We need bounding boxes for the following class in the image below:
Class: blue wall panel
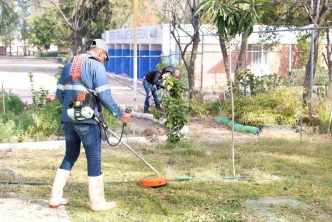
[150,50,161,71]
[122,49,131,77]
[138,50,149,79]
[114,49,122,74]
[108,48,115,73]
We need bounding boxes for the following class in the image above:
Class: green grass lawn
[0,135,331,221]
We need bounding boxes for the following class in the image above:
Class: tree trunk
[303,30,320,105]
[188,30,200,99]
[234,32,249,86]
[324,29,332,83]
[72,30,78,56]
[219,36,230,81]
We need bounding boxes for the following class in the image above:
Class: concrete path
[0,198,70,222]
[0,56,146,106]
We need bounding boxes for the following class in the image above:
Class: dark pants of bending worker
[143,79,160,113]
[59,122,102,177]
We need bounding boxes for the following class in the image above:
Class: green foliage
[288,69,329,87]
[0,92,25,115]
[40,52,58,57]
[153,76,188,143]
[198,0,272,41]
[0,0,19,44]
[0,90,62,142]
[205,99,224,115]
[26,8,57,50]
[28,72,49,107]
[316,98,331,133]
[220,88,304,126]
[190,94,209,118]
[18,101,62,141]
[0,118,16,142]
[235,70,287,95]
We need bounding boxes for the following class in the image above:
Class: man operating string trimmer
[49,39,130,211]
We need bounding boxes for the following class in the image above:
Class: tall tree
[0,0,19,55]
[163,0,204,99]
[198,0,270,82]
[197,0,271,176]
[233,0,272,80]
[323,29,332,82]
[50,0,104,55]
[26,7,58,51]
[300,0,331,109]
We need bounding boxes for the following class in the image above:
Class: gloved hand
[121,109,131,125]
[157,85,165,90]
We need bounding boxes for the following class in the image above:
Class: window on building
[251,44,270,76]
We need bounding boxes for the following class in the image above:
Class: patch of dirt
[128,116,257,142]
[128,117,166,137]
[187,117,256,142]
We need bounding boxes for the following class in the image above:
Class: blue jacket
[56,52,122,124]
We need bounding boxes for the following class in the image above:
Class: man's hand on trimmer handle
[121,108,131,125]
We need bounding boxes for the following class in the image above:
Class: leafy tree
[260,1,331,115]
[300,0,331,113]
[50,0,148,54]
[161,0,204,100]
[197,0,271,176]
[0,0,19,55]
[198,0,271,82]
[26,8,57,50]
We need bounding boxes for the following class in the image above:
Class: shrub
[316,98,331,133]
[18,100,62,141]
[220,88,304,126]
[0,119,17,142]
[190,94,209,118]
[205,99,224,115]
[235,70,286,95]
[0,93,25,115]
[153,75,188,143]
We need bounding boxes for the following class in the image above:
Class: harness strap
[70,54,90,81]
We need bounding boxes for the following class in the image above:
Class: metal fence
[105,26,331,96]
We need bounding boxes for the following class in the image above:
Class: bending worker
[49,39,130,211]
[143,66,173,113]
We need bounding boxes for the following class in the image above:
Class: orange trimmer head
[139,174,167,187]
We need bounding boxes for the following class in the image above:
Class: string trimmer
[97,110,167,188]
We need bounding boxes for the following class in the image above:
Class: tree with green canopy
[0,0,19,55]
[26,8,57,51]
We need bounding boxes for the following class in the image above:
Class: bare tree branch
[50,0,73,30]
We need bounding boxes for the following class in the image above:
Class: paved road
[0,56,146,106]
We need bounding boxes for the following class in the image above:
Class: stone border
[0,112,189,151]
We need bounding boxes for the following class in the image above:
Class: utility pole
[309,29,315,118]
[133,0,138,104]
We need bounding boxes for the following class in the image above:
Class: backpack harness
[65,54,126,146]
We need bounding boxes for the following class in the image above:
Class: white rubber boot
[49,168,70,208]
[89,174,116,211]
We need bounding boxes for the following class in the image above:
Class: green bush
[205,99,224,115]
[40,51,58,57]
[220,88,304,126]
[153,75,188,143]
[0,119,17,142]
[190,94,209,118]
[316,98,331,133]
[235,70,287,95]
[18,101,62,140]
[0,93,25,115]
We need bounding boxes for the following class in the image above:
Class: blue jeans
[60,122,102,177]
[143,79,160,113]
